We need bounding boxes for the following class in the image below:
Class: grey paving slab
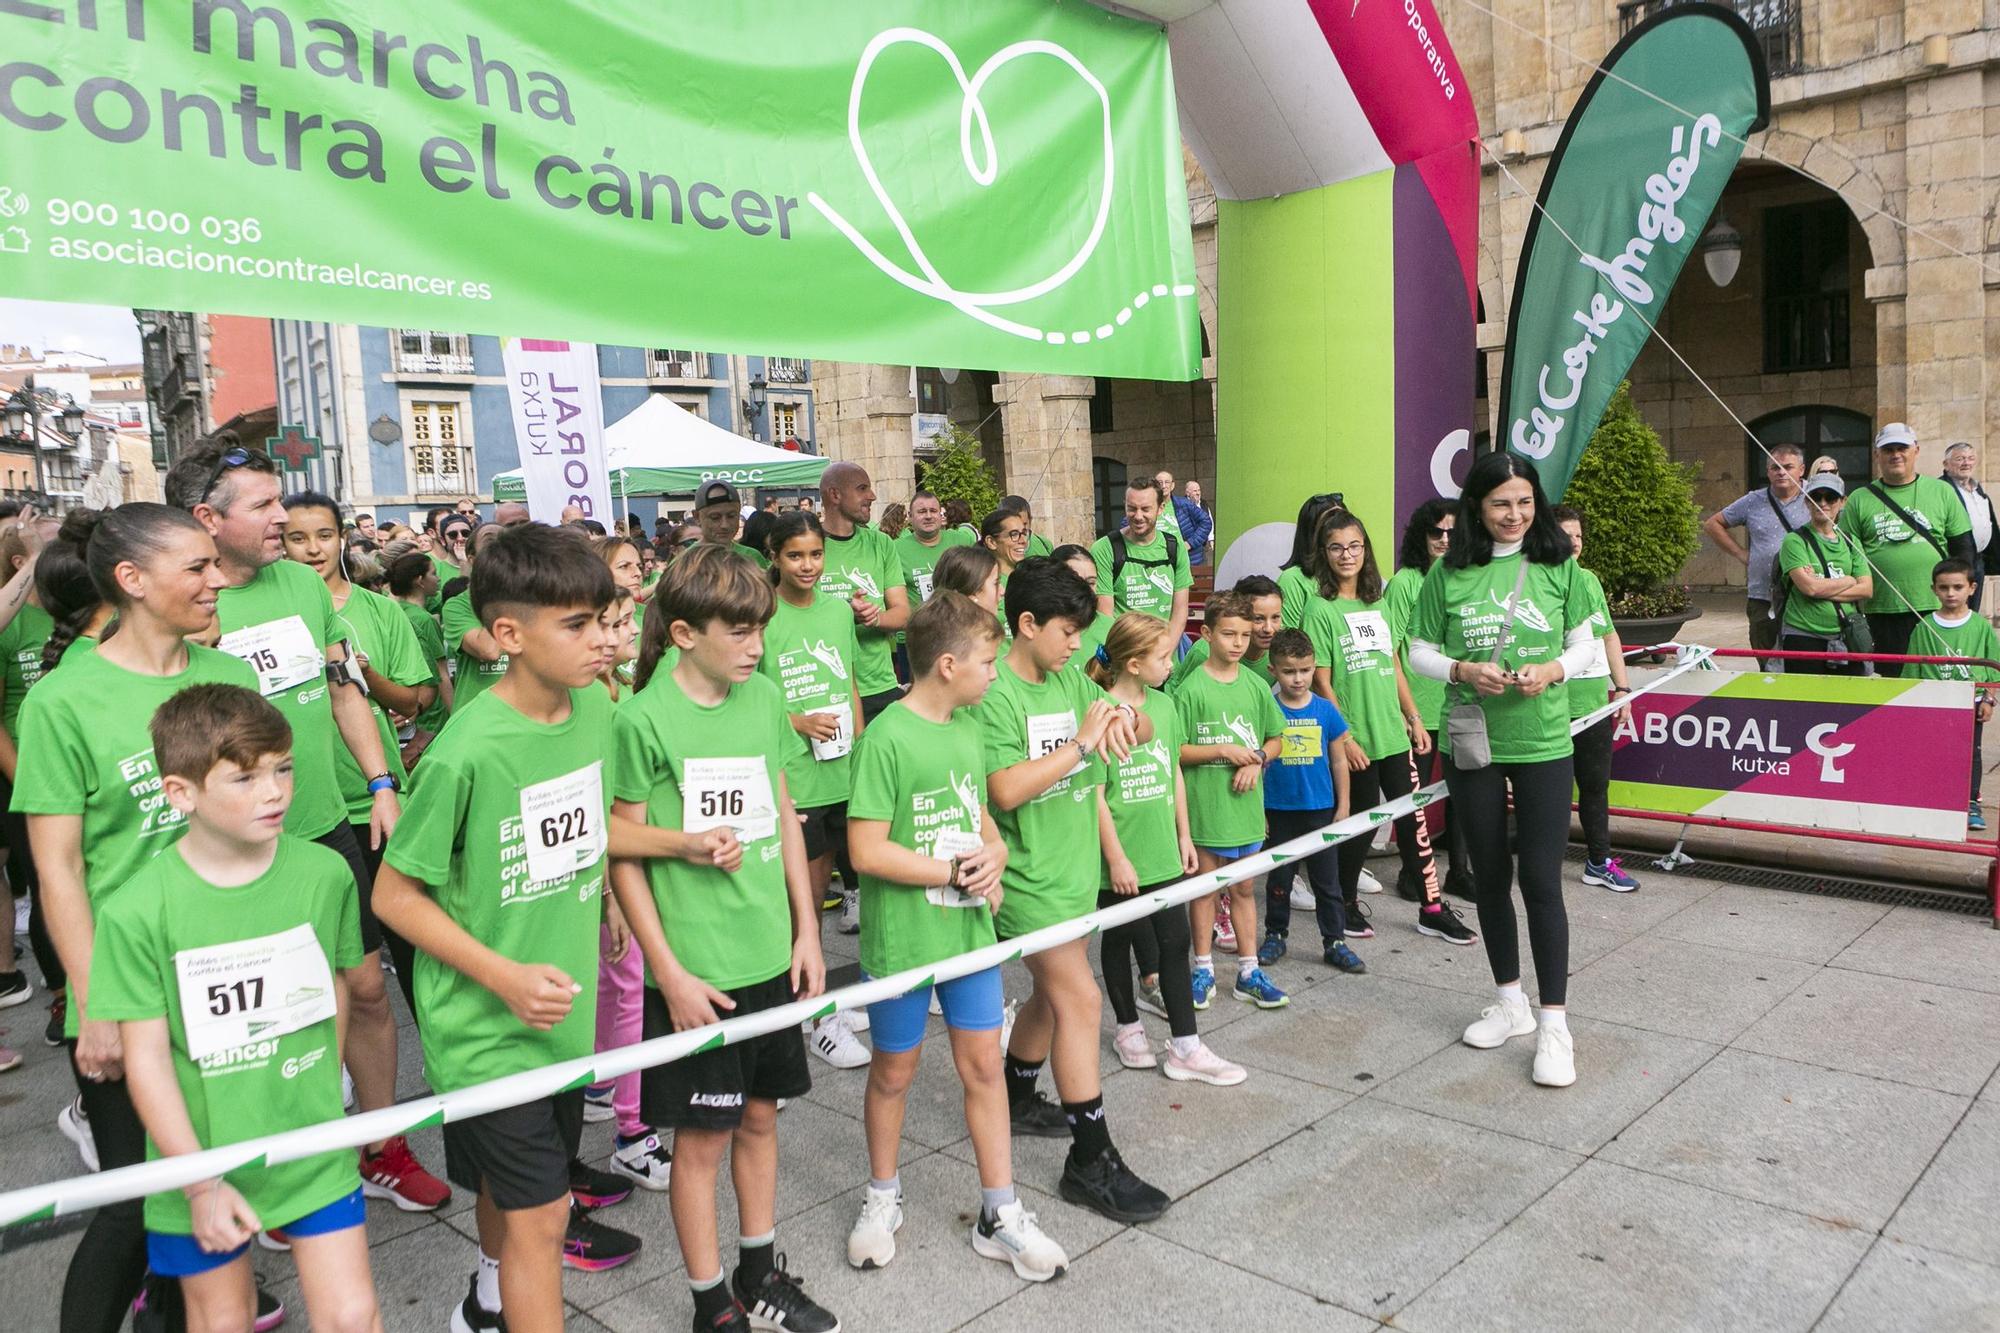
[1558,865,1723,935]
[1816,1238,2000,1333]
[1646,883,1889,964]
[1888,1100,2000,1265]
[961,1229,1382,1333]
[1211,973,1466,1092]
[1373,1015,1718,1154]
[1829,903,2000,997]
[1601,1048,1967,1229]
[1571,932,1817,1044]
[1734,966,2000,1095]
[1396,1159,1871,1333]
[1149,1097,1580,1319]
[1346,931,1505,997]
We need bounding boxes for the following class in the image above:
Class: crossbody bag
[1866,482,1949,559]
[1798,527,1874,657]
[1444,558,1530,771]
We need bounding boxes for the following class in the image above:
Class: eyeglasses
[1323,540,1367,557]
[197,446,254,505]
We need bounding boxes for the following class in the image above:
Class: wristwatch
[366,772,401,794]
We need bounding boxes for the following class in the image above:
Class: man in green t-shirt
[1839,423,1975,669]
[971,560,1169,1225]
[819,462,909,721]
[91,684,377,1331]
[893,488,976,682]
[1093,481,1192,628]
[692,479,771,568]
[1909,559,2000,831]
[377,524,640,1332]
[607,543,840,1333]
[165,441,447,1212]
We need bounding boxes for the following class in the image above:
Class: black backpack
[1109,530,1181,583]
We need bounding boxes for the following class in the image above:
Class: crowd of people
[0,438,1872,1333]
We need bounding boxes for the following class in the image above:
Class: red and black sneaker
[358,1135,450,1212]
[563,1202,641,1272]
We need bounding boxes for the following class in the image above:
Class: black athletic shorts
[798,802,848,864]
[441,1089,584,1211]
[860,688,902,724]
[641,973,811,1131]
[314,820,380,954]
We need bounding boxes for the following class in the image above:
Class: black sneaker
[0,969,31,1008]
[732,1253,840,1332]
[1342,899,1375,939]
[695,1303,750,1332]
[1415,900,1477,946]
[449,1275,506,1333]
[1009,1090,1070,1139]
[1444,868,1478,901]
[568,1155,633,1208]
[253,1278,285,1332]
[1059,1147,1171,1223]
[1395,867,1425,903]
[43,989,65,1046]
[563,1202,641,1271]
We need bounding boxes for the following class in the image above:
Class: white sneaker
[838,889,860,935]
[928,990,942,1016]
[809,1015,871,1068]
[1462,995,1536,1049]
[846,1187,903,1269]
[1113,1025,1156,1070]
[57,1096,98,1172]
[342,1065,356,1110]
[12,893,26,937]
[972,1199,1068,1282]
[845,1006,870,1033]
[255,1229,292,1252]
[1161,1041,1248,1086]
[1533,1022,1577,1087]
[998,999,1019,1052]
[609,1133,673,1190]
[1358,868,1385,895]
[1289,883,1317,912]
[581,1087,616,1123]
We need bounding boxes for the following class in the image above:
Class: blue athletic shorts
[865,966,1004,1054]
[147,1187,365,1278]
[1202,840,1263,861]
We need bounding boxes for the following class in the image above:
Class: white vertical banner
[501,338,613,523]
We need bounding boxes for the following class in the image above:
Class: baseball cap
[1873,422,1916,450]
[1803,473,1845,497]
[695,480,740,510]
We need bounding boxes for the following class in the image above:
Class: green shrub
[1562,382,1700,615]
[917,424,1002,520]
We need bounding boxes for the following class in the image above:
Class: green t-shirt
[441,589,508,714]
[1384,567,1444,731]
[846,701,996,976]
[1172,663,1284,848]
[214,560,347,838]
[1278,566,1317,630]
[1168,637,1271,692]
[1101,689,1184,889]
[1412,553,1594,765]
[693,539,770,571]
[971,660,1108,936]
[1092,531,1192,621]
[1909,612,2000,683]
[1837,476,1970,615]
[819,525,905,697]
[1304,595,1409,761]
[330,586,430,825]
[1777,527,1862,640]
[612,671,806,990]
[425,552,463,616]
[88,836,362,1234]
[1566,569,1614,721]
[398,598,452,734]
[894,528,976,645]
[0,601,54,737]
[383,685,613,1091]
[1075,609,1111,672]
[1026,531,1055,560]
[756,591,860,811]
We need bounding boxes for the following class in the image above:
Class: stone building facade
[1439,0,1999,587]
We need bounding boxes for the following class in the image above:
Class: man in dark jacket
[1943,441,2000,609]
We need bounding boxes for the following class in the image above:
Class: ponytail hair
[38,509,106,675]
[85,504,209,607]
[1084,611,1176,690]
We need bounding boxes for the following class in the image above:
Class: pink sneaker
[1214,894,1237,952]
[1162,1041,1247,1087]
[1113,1025,1156,1069]
[0,1043,20,1073]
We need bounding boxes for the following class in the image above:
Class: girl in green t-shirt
[1307,509,1470,948]
[935,542,1007,640]
[1407,453,1601,1093]
[1277,492,1345,630]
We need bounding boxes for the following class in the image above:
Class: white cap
[1873,422,1916,450]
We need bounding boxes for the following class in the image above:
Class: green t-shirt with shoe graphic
[756,591,861,811]
[1304,595,1409,761]
[215,559,346,838]
[1092,530,1193,621]
[1171,663,1284,849]
[819,526,906,697]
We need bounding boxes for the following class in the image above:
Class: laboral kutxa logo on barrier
[1608,669,1976,843]
[0,0,1200,380]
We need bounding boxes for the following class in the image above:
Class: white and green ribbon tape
[0,647,1713,1229]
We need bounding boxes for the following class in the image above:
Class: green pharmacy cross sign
[266,425,322,472]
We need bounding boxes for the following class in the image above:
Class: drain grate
[1570,846,1991,916]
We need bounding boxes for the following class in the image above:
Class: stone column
[812,362,917,499]
[995,372,1097,547]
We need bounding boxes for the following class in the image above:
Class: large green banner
[0,0,1200,379]
[1499,4,1767,497]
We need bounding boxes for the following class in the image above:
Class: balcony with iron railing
[646,349,707,380]
[410,446,475,498]
[393,330,475,377]
[766,357,810,384]
[1617,0,1803,75]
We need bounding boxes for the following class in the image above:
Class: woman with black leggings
[1409,453,1601,1089]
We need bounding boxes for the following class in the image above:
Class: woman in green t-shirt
[1277,492,1345,631]
[1306,509,1471,948]
[1408,453,1600,1092]
[1777,474,1873,676]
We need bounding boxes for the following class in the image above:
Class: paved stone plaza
[5,857,2000,1331]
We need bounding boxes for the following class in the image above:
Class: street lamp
[1699,215,1742,288]
[1,375,87,502]
[740,374,768,430]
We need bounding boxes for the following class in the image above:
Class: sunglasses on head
[197,446,255,504]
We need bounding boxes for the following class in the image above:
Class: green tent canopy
[493,394,829,500]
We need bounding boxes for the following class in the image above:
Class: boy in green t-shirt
[972,557,1171,1224]
[1172,592,1285,1011]
[843,592,1070,1281]
[375,524,637,1333]
[1170,574,1282,690]
[607,545,839,1333]
[1910,559,2000,831]
[90,684,379,1333]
